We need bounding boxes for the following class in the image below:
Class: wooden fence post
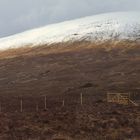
[80,93,83,105]
[62,100,65,107]
[44,96,47,110]
[129,92,131,104]
[117,93,120,104]
[20,99,23,113]
[36,103,39,112]
[0,102,1,112]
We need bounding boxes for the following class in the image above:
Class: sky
[0,0,140,38]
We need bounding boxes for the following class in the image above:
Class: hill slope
[0,12,140,50]
[0,12,139,140]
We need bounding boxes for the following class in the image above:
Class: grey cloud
[0,0,140,37]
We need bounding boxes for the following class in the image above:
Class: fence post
[20,99,23,113]
[107,93,110,102]
[128,92,131,104]
[117,93,120,104]
[44,96,47,110]
[62,100,65,107]
[36,103,39,112]
[80,93,83,105]
[0,102,1,112]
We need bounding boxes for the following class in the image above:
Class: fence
[0,93,95,113]
[107,92,139,106]
[0,92,139,113]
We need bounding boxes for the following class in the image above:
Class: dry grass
[0,40,139,59]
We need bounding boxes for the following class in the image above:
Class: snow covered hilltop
[0,11,140,50]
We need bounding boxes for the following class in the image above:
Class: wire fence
[0,92,139,113]
[0,93,104,113]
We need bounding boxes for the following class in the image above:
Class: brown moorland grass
[0,40,139,59]
[0,40,139,139]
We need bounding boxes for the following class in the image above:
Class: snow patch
[0,11,140,50]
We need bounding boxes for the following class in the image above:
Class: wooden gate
[107,93,139,106]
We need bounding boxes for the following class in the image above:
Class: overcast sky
[0,0,140,38]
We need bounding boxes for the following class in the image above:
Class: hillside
[0,41,139,97]
[0,41,139,139]
[0,12,139,140]
[0,12,140,50]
